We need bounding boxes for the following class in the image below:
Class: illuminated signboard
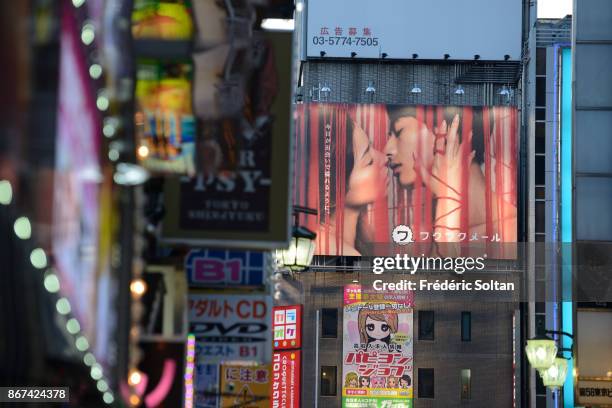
[272,305,302,350]
[271,350,301,408]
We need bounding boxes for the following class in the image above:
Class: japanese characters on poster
[273,305,302,350]
[189,294,272,364]
[294,103,518,258]
[271,350,301,408]
[342,286,413,408]
[219,365,271,408]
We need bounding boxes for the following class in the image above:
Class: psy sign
[273,305,302,350]
[185,249,267,287]
[189,293,272,364]
[271,351,301,408]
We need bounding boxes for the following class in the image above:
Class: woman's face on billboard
[346,123,388,206]
[385,116,435,187]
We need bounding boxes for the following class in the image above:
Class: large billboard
[342,286,413,408]
[305,0,521,60]
[294,103,517,258]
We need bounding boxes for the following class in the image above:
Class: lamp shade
[525,336,557,370]
[275,226,316,271]
[540,357,568,389]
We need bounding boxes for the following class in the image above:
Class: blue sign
[185,249,266,287]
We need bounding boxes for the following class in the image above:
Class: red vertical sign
[272,305,302,350]
[271,350,301,408]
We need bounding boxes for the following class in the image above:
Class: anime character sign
[342,287,413,408]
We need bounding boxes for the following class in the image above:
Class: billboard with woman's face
[294,104,518,258]
[342,286,413,407]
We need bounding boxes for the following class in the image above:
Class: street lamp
[525,330,574,390]
[275,206,317,272]
[525,334,558,370]
[540,357,569,389]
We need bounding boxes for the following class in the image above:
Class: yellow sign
[220,364,271,408]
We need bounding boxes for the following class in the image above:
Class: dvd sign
[189,294,272,364]
[185,249,267,287]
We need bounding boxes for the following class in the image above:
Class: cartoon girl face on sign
[344,372,359,388]
[371,376,386,388]
[358,308,399,350]
[386,376,399,388]
[359,376,370,388]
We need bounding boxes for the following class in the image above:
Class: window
[418,368,434,398]
[321,308,338,338]
[461,312,471,342]
[320,366,337,396]
[535,77,546,106]
[418,311,434,340]
[461,369,471,399]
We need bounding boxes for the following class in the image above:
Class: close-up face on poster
[342,285,414,408]
[294,103,518,258]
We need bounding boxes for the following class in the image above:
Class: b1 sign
[189,293,272,364]
[305,0,521,61]
[185,249,267,287]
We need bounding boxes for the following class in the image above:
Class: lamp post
[525,334,558,370]
[275,206,317,272]
[525,330,574,390]
[540,357,569,389]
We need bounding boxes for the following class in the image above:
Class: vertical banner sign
[185,249,267,287]
[195,363,220,408]
[219,365,271,408]
[272,305,302,350]
[189,293,272,364]
[342,286,414,408]
[271,350,301,408]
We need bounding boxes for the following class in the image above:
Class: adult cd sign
[189,293,272,364]
[305,0,521,60]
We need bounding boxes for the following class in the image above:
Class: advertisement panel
[161,32,293,250]
[189,293,272,364]
[306,0,521,60]
[342,286,413,408]
[272,305,302,350]
[186,249,268,288]
[219,364,271,408]
[295,103,518,258]
[577,380,612,406]
[271,350,301,408]
[53,2,105,359]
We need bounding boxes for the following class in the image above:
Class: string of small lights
[0,179,116,405]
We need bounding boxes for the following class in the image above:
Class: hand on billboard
[413,114,475,201]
